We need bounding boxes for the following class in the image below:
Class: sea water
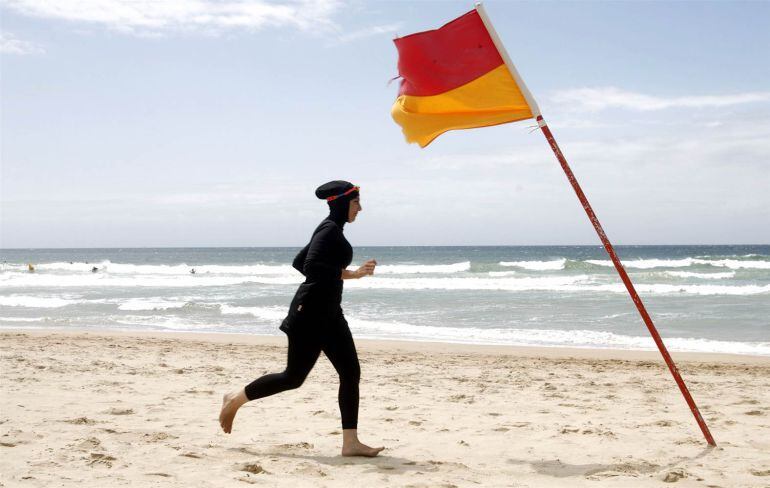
[1,245,768,355]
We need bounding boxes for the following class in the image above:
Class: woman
[219,181,384,457]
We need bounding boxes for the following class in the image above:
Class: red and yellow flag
[391,8,537,147]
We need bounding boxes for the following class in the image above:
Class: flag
[391,8,536,147]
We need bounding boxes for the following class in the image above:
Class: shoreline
[3,326,769,364]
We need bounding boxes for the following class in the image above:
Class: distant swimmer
[28,263,35,272]
[190,268,196,274]
[91,266,99,273]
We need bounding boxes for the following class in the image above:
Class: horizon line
[2,243,769,251]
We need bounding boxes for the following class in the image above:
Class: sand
[1,329,769,487]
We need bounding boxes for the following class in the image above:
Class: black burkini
[244,182,360,430]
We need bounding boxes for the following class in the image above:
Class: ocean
[1,245,768,356]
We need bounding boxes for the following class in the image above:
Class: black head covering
[315,180,359,228]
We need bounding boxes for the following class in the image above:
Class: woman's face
[348,197,362,223]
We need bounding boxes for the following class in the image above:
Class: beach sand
[1,329,769,487]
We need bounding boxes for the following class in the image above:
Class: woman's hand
[342,259,377,279]
[357,259,377,278]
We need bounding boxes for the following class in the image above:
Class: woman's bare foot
[341,429,385,457]
[219,388,248,434]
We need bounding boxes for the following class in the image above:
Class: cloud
[403,116,770,175]
[550,87,770,112]
[0,32,44,54]
[2,0,342,36]
[331,21,402,45]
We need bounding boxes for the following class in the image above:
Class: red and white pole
[536,115,716,447]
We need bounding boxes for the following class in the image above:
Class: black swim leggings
[244,322,360,430]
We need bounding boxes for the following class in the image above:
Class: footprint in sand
[104,408,134,415]
[87,452,117,468]
[662,468,688,483]
[744,410,763,416]
[239,463,267,474]
[276,442,313,450]
[751,469,770,476]
[63,417,98,425]
[447,394,475,404]
[293,463,328,477]
[585,461,660,480]
[74,437,102,451]
[143,432,178,442]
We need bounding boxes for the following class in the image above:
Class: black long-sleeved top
[290,218,353,315]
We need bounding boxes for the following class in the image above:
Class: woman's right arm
[302,223,343,281]
[292,244,309,275]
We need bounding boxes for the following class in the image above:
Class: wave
[23,260,297,276]
[585,258,695,269]
[664,271,736,280]
[0,273,302,288]
[0,295,79,308]
[0,316,47,322]
[586,257,770,270]
[345,319,770,356]
[118,298,190,311]
[4,270,767,295]
[375,262,470,274]
[219,304,287,320]
[113,315,210,330]
[347,277,769,295]
[499,259,566,270]
[693,259,770,270]
[17,260,473,276]
[347,275,592,292]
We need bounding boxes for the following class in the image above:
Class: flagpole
[475,2,716,447]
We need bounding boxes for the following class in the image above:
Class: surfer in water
[219,181,384,457]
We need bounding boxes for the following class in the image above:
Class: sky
[1,0,769,248]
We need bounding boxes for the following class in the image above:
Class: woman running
[219,181,384,457]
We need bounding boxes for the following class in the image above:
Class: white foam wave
[664,271,735,280]
[0,316,47,322]
[0,295,78,308]
[586,257,770,270]
[22,260,298,276]
[0,273,302,288]
[219,304,287,320]
[587,283,769,296]
[3,270,767,295]
[693,258,770,270]
[347,275,591,291]
[374,262,470,274]
[499,259,566,270]
[345,318,770,355]
[347,277,769,295]
[489,271,517,277]
[118,298,189,311]
[114,315,207,330]
[585,258,696,269]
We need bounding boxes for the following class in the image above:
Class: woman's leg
[244,333,321,400]
[323,321,384,457]
[219,332,321,433]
